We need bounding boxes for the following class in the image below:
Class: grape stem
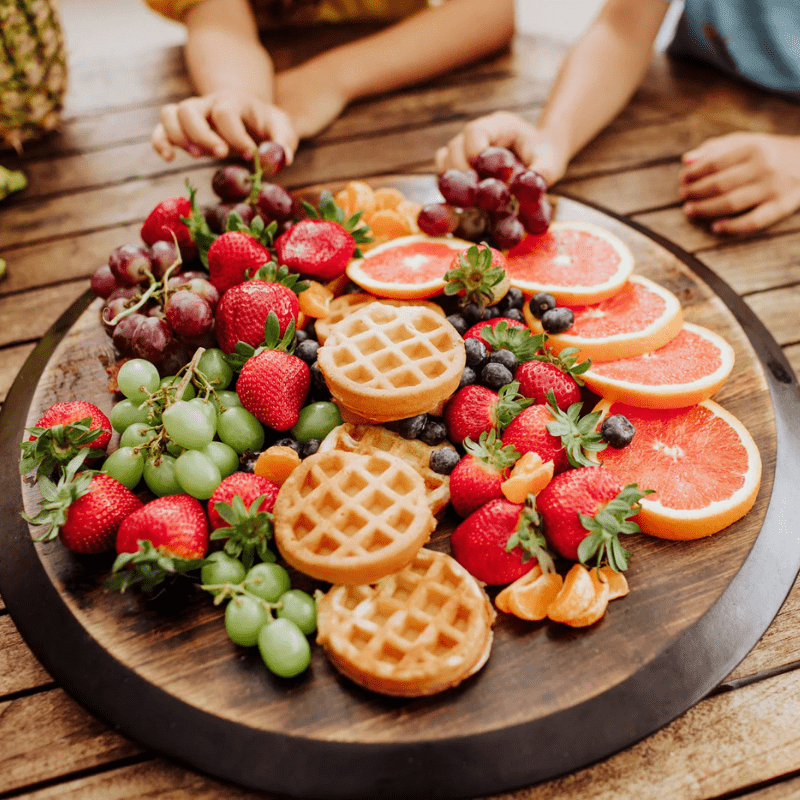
[201,577,283,618]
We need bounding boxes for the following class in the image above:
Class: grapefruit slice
[582,322,735,408]
[523,274,684,363]
[593,398,762,540]
[346,234,473,299]
[506,221,635,305]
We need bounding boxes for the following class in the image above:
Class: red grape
[471,146,521,182]
[150,239,181,279]
[131,317,173,363]
[510,170,547,205]
[91,264,123,298]
[211,165,252,202]
[417,203,459,236]
[474,178,511,213]
[455,206,489,240]
[108,244,152,285]
[168,275,220,310]
[518,196,553,235]
[166,290,214,337]
[102,297,132,333]
[257,183,294,221]
[437,169,479,207]
[112,312,147,354]
[257,141,287,177]
[491,215,526,250]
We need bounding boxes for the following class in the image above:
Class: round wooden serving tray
[2,179,800,800]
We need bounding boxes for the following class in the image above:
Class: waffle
[315,293,445,344]
[273,449,435,585]
[319,423,455,515]
[316,302,465,422]
[316,548,496,697]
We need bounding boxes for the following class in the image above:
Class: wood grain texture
[0,615,51,695]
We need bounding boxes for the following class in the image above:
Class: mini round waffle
[273,449,435,585]
[316,302,465,422]
[319,423,455,515]
[316,548,496,697]
[315,294,445,344]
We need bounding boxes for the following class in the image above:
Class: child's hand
[152,90,298,163]
[435,111,568,185]
[274,65,349,140]
[680,133,800,234]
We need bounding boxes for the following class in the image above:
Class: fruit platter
[1,152,800,800]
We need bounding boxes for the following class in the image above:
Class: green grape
[201,441,239,478]
[175,449,222,500]
[211,390,242,415]
[189,396,218,427]
[245,562,291,603]
[258,618,311,677]
[162,400,216,450]
[101,446,144,490]
[201,552,247,593]
[197,348,234,390]
[160,374,196,401]
[110,399,150,433]
[277,589,317,635]
[165,440,185,458]
[225,594,271,647]
[143,453,182,496]
[120,422,155,449]
[291,402,342,444]
[117,358,160,403]
[217,406,265,455]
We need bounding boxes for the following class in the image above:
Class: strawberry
[536,466,651,570]
[444,381,532,445]
[449,429,519,518]
[215,278,299,354]
[232,313,310,431]
[109,494,210,592]
[207,231,272,295]
[443,243,509,311]
[275,189,371,280]
[514,360,581,409]
[501,403,570,474]
[463,317,527,350]
[450,496,554,585]
[21,453,143,554]
[208,472,280,568]
[140,196,194,252]
[21,400,112,478]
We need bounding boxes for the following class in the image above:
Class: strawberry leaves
[545,390,607,468]
[301,190,372,253]
[210,494,276,570]
[576,484,654,572]
[107,540,211,593]
[482,320,543,363]
[493,380,534,429]
[463,427,520,470]
[506,495,556,574]
[444,243,506,310]
[20,417,107,479]
[224,311,296,371]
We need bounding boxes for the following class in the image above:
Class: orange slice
[599,566,629,600]
[254,445,302,486]
[546,563,596,623]
[368,208,415,239]
[373,187,406,211]
[593,397,762,540]
[582,322,735,408]
[346,234,473,300]
[564,568,610,627]
[506,221,634,305]
[495,564,543,613]
[297,280,334,319]
[498,568,565,621]
[501,452,555,503]
[523,274,683,363]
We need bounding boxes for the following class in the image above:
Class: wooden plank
[0,615,52,696]
[0,282,88,349]
[0,343,36,403]
[746,287,800,348]
[785,343,800,378]
[0,689,143,795]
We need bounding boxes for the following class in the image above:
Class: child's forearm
[536,0,668,163]
[184,0,275,101]
[305,0,515,104]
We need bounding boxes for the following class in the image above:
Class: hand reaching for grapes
[435,111,570,187]
[680,133,800,234]
[152,90,298,164]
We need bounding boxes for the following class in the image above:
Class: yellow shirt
[146,0,430,24]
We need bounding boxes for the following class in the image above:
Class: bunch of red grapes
[90,142,289,375]
[418,146,551,249]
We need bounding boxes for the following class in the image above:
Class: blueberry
[301,438,322,458]
[464,337,488,369]
[419,418,448,446]
[541,307,574,334]
[309,362,330,399]
[429,448,461,475]
[462,302,485,324]
[458,366,477,389]
[239,450,261,473]
[481,362,514,389]
[295,328,311,343]
[529,291,557,319]
[484,305,503,319]
[504,307,525,323]
[503,287,525,310]
[386,414,428,440]
[295,339,319,365]
[274,437,303,455]
[445,313,470,336]
[488,348,518,372]
[601,414,636,449]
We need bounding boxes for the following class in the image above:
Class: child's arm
[152,0,297,162]
[436,0,668,184]
[680,133,800,233]
[274,0,515,140]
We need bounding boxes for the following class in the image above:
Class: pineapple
[1,0,67,153]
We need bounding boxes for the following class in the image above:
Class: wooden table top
[2,29,800,800]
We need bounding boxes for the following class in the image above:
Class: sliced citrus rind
[582,322,735,408]
[346,234,474,300]
[593,398,762,540]
[501,453,554,503]
[523,274,684,363]
[506,221,635,305]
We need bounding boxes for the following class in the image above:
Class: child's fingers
[710,195,799,235]
[683,181,768,220]
[157,103,205,158]
[243,103,299,164]
[435,134,471,172]
[681,136,755,180]
[152,121,176,162]
[175,99,230,158]
[210,107,258,160]
[680,161,761,200]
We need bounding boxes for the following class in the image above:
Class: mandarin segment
[253,445,301,485]
[501,453,554,503]
[563,568,610,627]
[546,563,596,623]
